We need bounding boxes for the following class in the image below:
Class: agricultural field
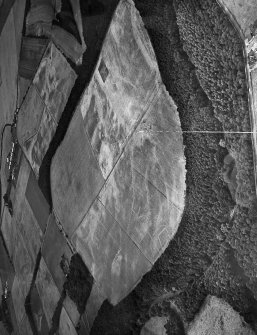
[1,0,257,334]
[92,0,257,333]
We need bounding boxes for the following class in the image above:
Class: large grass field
[91,0,257,333]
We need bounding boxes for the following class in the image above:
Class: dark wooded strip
[0,0,16,36]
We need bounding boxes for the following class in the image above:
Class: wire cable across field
[136,129,256,134]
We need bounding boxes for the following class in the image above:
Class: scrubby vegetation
[174,0,257,324]
[50,254,94,333]
[92,0,257,333]
[64,253,93,315]
[0,295,13,334]
[175,0,255,207]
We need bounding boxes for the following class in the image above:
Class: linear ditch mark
[0,229,14,269]
[24,250,42,335]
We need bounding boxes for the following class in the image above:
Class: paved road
[216,0,257,198]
